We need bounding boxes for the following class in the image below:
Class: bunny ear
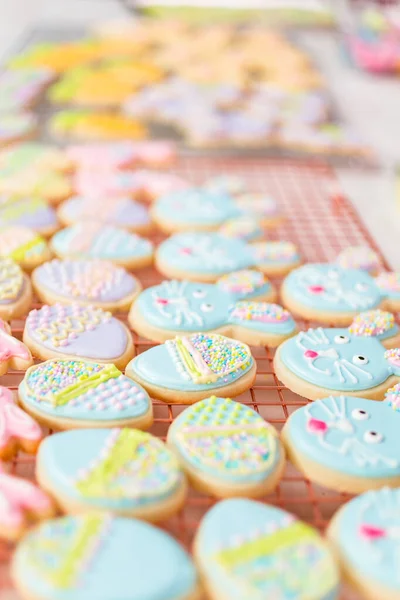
[384,349,400,377]
[227,301,297,345]
[216,270,271,300]
[348,310,397,339]
[374,272,400,310]
[247,241,301,276]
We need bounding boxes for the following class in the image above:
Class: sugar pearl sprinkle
[253,241,298,262]
[230,302,290,323]
[386,383,400,411]
[336,246,381,272]
[384,349,400,366]
[375,272,400,294]
[349,310,395,337]
[218,270,267,295]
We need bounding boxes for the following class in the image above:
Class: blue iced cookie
[328,488,400,600]
[167,396,285,497]
[155,232,301,282]
[129,272,296,346]
[12,514,200,600]
[18,358,153,431]
[23,303,134,369]
[274,310,400,400]
[37,428,186,521]
[50,222,153,268]
[125,333,256,404]
[195,498,339,600]
[283,395,400,493]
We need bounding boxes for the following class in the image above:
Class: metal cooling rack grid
[0,157,383,599]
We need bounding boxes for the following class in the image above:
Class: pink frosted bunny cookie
[0,318,33,376]
[0,386,42,459]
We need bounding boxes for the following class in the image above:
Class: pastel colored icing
[12,514,197,600]
[279,325,400,392]
[0,68,53,111]
[0,318,31,364]
[283,264,383,312]
[348,309,397,338]
[0,226,47,261]
[0,143,67,175]
[169,396,282,483]
[332,488,400,591]
[0,258,25,304]
[60,196,151,228]
[286,395,400,477]
[25,304,129,360]
[136,279,294,335]
[0,113,37,141]
[19,359,151,423]
[196,499,338,600]
[217,270,271,297]
[157,233,299,276]
[38,428,183,510]
[66,141,175,169]
[336,246,381,273]
[0,385,42,451]
[218,216,263,242]
[0,197,57,231]
[51,223,153,261]
[128,333,254,391]
[375,272,400,299]
[34,259,137,303]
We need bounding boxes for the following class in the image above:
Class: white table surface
[0,0,400,268]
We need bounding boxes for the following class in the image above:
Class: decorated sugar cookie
[0,169,73,205]
[65,141,176,170]
[8,40,107,73]
[156,232,301,282]
[19,359,153,431]
[0,196,58,236]
[375,271,400,311]
[37,428,186,521]
[58,195,152,234]
[126,333,256,405]
[274,311,400,401]
[0,318,33,376]
[0,112,37,147]
[50,223,153,268]
[129,274,297,346]
[0,68,54,111]
[12,515,200,600]
[0,225,51,270]
[283,395,400,493]
[73,168,190,202]
[336,245,382,275]
[32,259,141,312]
[0,142,72,174]
[49,110,147,141]
[0,386,42,459]
[24,304,134,369]
[281,263,400,324]
[194,499,339,600]
[203,175,246,196]
[167,396,285,498]
[218,216,263,242]
[0,257,32,320]
[151,188,282,234]
[0,464,54,541]
[327,488,400,600]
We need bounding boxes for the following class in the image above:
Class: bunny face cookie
[0,257,32,320]
[23,304,134,369]
[328,488,400,600]
[32,259,141,312]
[282,395,400,493]
[129,274,297,346]
[156,232,301,282]
[19,359,153,431]
[282,263,400,324]
[50,223,153,268]
[126,333,256,404]
[274,311,400,400]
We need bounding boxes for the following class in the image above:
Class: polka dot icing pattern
[285,395,400,478]
[60,196,151,229]
[12,515,198,600]
[195,499,339,600]
[279,325,400,392]
[51,223,153,261]
[169,396,281,483]
[0,197,57,232]
[38,428,183,510]
[34,259,137,303]
[349,310,397,338]
[0,258,24,304]
[336,246,381,273]
[0,226,47,261]
[19,359,151,423]
[25,304,129,360]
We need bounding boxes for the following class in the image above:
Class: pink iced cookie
[0,386,42,459]
[0,318,33,376]
[66,140,176,170]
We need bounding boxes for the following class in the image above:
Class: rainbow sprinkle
[386,383,400,411]
[218,270,267,295]
[252,241,298,263]
[230,302,290,323]
[336,246,380,272]
[384,348,400,367]
[375,272,400,294]
[349,310,394,337]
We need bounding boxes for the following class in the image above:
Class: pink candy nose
[304,350,318,359]
[359,524,386,540]
[180,247,192,255]
[156,298,169,305]
[309,285,325,294]
[308,418,328,433]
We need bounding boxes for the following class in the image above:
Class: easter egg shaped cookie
[12,515,201,600]
[32,259,141,312]
[0,196,59,236]
[126,333,256,404]
[0,257,32,320]
[195,499,339,600]
[167,396,285,497]
[37,428,186,522]
[18,359,153,431]
[0,225,51,271]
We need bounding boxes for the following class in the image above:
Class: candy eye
[356,282,368,292]
[364,431,383,444]
[353,355,369,365]
[328,269,339,279]
[200,303,214,312]
[193,289,206,298]
[352,408,370,420]
[334,335,349,344]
